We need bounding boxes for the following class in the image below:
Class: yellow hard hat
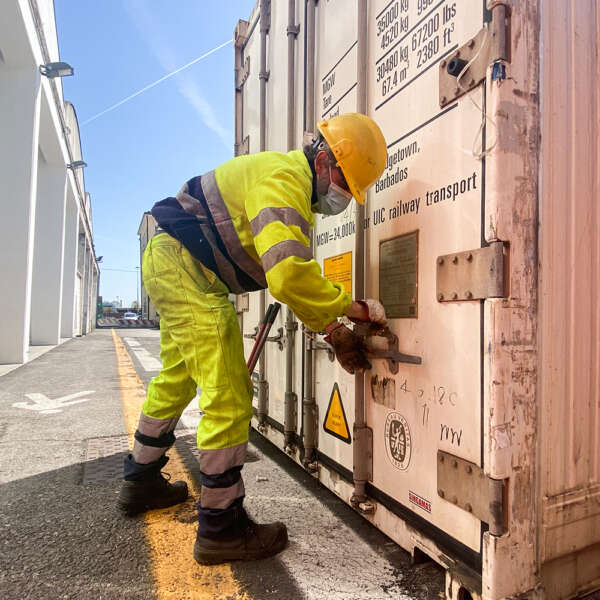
[317,113,387,205]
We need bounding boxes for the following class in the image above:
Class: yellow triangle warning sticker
[323,383,351,444]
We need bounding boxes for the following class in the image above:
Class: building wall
[0,0,98,364]
[137,212,158,321]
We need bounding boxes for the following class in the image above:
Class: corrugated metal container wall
[232,1,600,598]
[538,1,600,597]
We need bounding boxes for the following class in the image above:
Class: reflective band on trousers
[260,239,313,273]
[250,206,310,239]
[200,170,267,288]
[132,414,179,464]
[197,442,247,475]
[200,479,245,510]
[138,413,179,437]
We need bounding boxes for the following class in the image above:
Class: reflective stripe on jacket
[157,150,351,331]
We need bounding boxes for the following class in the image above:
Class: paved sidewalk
[0,330,445,600]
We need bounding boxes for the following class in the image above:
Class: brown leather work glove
[324,322,371,374]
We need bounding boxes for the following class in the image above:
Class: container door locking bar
[354,323,422,374]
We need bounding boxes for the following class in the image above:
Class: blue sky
[55,1,257,306]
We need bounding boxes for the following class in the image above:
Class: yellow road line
[111,329,248,600]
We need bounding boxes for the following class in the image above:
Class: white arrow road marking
[13,391,95,414]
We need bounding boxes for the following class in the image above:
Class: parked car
[123,312,139,320]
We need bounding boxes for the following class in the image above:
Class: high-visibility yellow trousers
[129,233,253,534]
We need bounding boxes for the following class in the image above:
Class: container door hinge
[437,450,506,535]
[436,241,506,302]
[439,3,509,107]
[236,56,251,91]
[234,19,249,49]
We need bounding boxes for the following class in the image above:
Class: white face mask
[312,168,353,215]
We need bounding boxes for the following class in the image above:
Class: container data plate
[379,231,418,318]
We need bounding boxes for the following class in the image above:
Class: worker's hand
[347,299,387,326]
[324,322,371,374]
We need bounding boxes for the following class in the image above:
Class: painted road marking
[180,395,203,431]
[13,391,95,414]
[123,337,162,371]
[111,330,247,600]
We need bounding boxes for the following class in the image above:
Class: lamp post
[136,267,140,315]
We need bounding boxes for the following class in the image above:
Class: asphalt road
[0,329,445,600]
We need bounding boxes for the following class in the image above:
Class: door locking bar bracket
[245,326,284,350]
[354,323,422,374]
[439,4,509,107]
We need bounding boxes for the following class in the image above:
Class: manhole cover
[82,435,130,484]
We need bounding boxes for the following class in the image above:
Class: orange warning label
[323,383,351,444]
[323,252,352,294]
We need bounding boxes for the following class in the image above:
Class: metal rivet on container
[465,291,473,299]
[451,496,458,504]
[452,460,458,469]
[465,503,473,513]
[438,489,445,498]
[439,455,445,463]
[470,78,475,86]
[468,39,475,49]
[452,256,458,264]
[438,293,444,301]
[452,292,458,300]
[466,465,473,474]
[438,257,444,265]
[467,253,473,261]
[441,60,447,68]
[456,50,461,57]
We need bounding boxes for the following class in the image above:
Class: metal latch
[354,323,422,374]
[235,293,249,313]
[439,4,509,107]
[437,450,506,535]
[436,242,505,302]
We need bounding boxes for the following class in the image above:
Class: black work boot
[193,517,288,564]
[118,455,188,516]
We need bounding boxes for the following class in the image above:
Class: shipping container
[232,1,600,598]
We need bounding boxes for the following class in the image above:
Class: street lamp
[39,62,74,78]
[67,160,87,170]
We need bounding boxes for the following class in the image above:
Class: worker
[118,113,388,565]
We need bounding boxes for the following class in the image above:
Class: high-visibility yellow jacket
[152,150,351,331]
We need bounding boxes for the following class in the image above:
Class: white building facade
[137,212,158,322]
[0,0,98,365]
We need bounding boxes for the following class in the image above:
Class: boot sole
[193,531,288,565]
